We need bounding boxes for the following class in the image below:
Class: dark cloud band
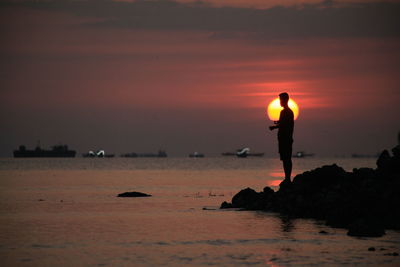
[1,0,399,39]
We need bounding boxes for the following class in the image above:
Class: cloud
[1,0,399,39]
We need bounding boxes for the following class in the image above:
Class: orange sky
[0,0,399,156]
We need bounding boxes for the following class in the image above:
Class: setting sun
[267,98,299,121]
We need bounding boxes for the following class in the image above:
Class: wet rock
[117,192,152,197]
[263,186,274,195]
[377,149,400,174]
[231,187,263,210]
[278,179,292,192]
[220,140,400,237]
[347,219,385,237]
[220,201,233,209]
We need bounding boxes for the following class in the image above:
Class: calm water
[1,157,399,266]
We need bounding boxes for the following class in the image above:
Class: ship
[82,150,115,158]
[222,148,264,158]
[189,152,204,158]
[13,144,76,158]
[120,150,168,158]
[293,151,315,158]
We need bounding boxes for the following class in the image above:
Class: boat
[236,147,250,158]
[222,148,264,158]
[83,150,115,158]
[13,144,76,158]
[121,150,167,158]
[293,151,315,158]
[189,152,204,158]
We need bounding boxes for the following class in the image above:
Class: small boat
[83,150,115,158]
[293,151,315,158]
[222,148,264,158]
[189,152,204,158]
[236,147,250,158]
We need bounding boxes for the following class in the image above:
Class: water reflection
[268,171,285,187]
[279,215,295,233]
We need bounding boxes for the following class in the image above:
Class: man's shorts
[279,140,293,161]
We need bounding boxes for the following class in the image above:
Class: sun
[267,98,299,121]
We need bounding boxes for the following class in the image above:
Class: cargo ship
[120,150,168,158]
[13,144,76,158]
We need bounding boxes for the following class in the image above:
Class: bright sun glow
[267,98,299,121]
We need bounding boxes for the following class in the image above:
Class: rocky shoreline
[221,144,400,237]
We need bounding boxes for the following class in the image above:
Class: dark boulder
[220,201,233,209]
[117,192,152,197]
[232,187,263,210]
[347,219,385,237]
[377,149,400,174]
[220,140,400,237]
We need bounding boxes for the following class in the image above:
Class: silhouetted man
[269,92,294,183]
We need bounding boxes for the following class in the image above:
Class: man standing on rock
[269,92,294,184]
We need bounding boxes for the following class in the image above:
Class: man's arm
[269,121,279,131]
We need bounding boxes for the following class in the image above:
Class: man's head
[279,92,289,108]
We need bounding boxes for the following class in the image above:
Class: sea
[0,157,399,266]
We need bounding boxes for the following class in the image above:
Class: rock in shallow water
[347,219,385,237]
[220,201,233,209]
[219,142,400,237]
[117,192,152,197]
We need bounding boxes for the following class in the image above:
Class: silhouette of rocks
[347,219,385,237]
[117,192,152,197]
[220,142,400,237]
[220,201,233,209]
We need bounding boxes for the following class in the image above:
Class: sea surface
[0,157,399,266]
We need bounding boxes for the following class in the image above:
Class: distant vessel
[189,152,204,158]
[236,147,250,158]
[121,150,168,158]
[293,151,315,158]
[13,144,76,158]
[351,153,379,158]
[83,150,115,158]
[222,148,264,158]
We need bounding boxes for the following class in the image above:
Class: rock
[391,145,400,158]
[319,230,328,234]
[219,138,400,237]
[117,192,152,197]
[278,179,292,192]
[352,168,376,180]
[347,219,385,237]
[376,149,400,174]
[263,186,275,195]
[377,150,391,170]
[231,187,263,210]
[220,201,233,209]
[384,252,399,256]
[368,247,376,251]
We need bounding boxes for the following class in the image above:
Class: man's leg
[283,158,292,181]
